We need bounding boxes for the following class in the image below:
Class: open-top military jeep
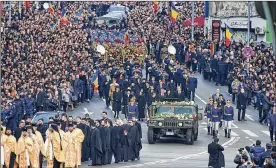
[147,99,202,145]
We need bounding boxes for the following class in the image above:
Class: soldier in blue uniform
[204,98,214,135]
[128,98,138,120]
[211,101,222,137]
[223,100,234,138]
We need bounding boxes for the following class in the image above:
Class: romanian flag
[124,32,129,43]
[25,1,31,8]
[225,24,234,47]
[153,2,159,13]
[48,4,54,13]
[210,42,215,56]
[171,5,179,24]
[60,8,69,25]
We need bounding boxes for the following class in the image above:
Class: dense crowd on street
[1,1,276,168]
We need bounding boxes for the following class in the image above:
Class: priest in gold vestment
[26,125,40,168]
[3,127,16,168]
[63,123,77,168]
[15,127,33,168]
[45,123,64,168]
[73,122,84,167]
[32,123,45,168]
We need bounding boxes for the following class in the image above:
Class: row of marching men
[204,96,234,138]
[1,121,84,168]
[0,115,142,168]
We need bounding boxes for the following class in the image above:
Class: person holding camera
[234,150,249,168]
[208,137,225,168]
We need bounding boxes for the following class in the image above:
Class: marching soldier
[217,95,226,128]
[211,102,222,137]
[223,100,234,138]
[204,98,214,135]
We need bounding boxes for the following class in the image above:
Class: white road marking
[245,114,255,121]
[249,138,256,144]
[262,130,270,136]
[231,123,238,128]
[195,94,207,104]
[123,141,248,168]
[82,108,94,115]
[231,131,239,137]
[201,121,207,125]
[242,130,259,137]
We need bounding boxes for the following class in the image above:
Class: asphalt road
[61,72,270,168]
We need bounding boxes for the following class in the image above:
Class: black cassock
[89,127,103,166]
[103,126,111,164]
[98,126,107,165]
[134,122,142,158]
[121,124,130,162]
[77,123,90,162]
[111,125,122,163]
[127,125,140,161]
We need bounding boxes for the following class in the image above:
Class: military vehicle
[147,99,202,145]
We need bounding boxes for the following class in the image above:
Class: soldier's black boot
[213,130,216,137]
[224,129,227,137]
[207,127,210,135]
[216,130,219,137]
[228,129,231,138]
[210,127,213,136]
[219,121,222,128]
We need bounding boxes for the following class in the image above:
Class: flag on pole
[24,1,31,8]
[153,2,159,13]
[60,8,69,25]
[48,4,54,13]
[225,24,234,47]
[124,31,129,43]
[210,42,215,56]
[171,4,179,24]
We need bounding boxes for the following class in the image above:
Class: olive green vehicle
[147,99,203,145]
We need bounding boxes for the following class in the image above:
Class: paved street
[62,72,270,168]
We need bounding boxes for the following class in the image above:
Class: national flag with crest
[225,24,234,47]
[153,2,159,13]
[171,4,179,24]
[60,8,69,25]
[48,4,54,13]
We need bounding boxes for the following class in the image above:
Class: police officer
[223,100,234,138]
[205,98,214,135]
[211,101,222,137]
[6,100,17,132]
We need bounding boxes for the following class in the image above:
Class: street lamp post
[191,1,195,41]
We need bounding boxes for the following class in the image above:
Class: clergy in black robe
[132,117,142,160]
[127,120,140,161]
[137,91,146,121]
[113,87,122,119]
[103,121,111,164]
[111,120,122,163]
[13,120,25,141]
[89,122,103,166]
[99,121,107,165]
[77,118,90,162]
[121,119,130,162]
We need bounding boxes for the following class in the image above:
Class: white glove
[204,116,207,119]
[268,124,270,127]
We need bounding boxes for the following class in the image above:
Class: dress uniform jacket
[204,104,213,119]
[211,107,221,122]
[223,106,234,121]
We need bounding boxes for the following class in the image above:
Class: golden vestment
[16,136,33,168]
[72,128,84,166]
[63,131,77,168]
[3,135,16,167]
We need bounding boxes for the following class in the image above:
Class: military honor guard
[204,98,214,135]
[223,100,234,138]
[128,98,138,120]
[211,102,222,137]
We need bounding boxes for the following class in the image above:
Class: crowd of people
[1,1,276,167]
[1,112,142,167]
